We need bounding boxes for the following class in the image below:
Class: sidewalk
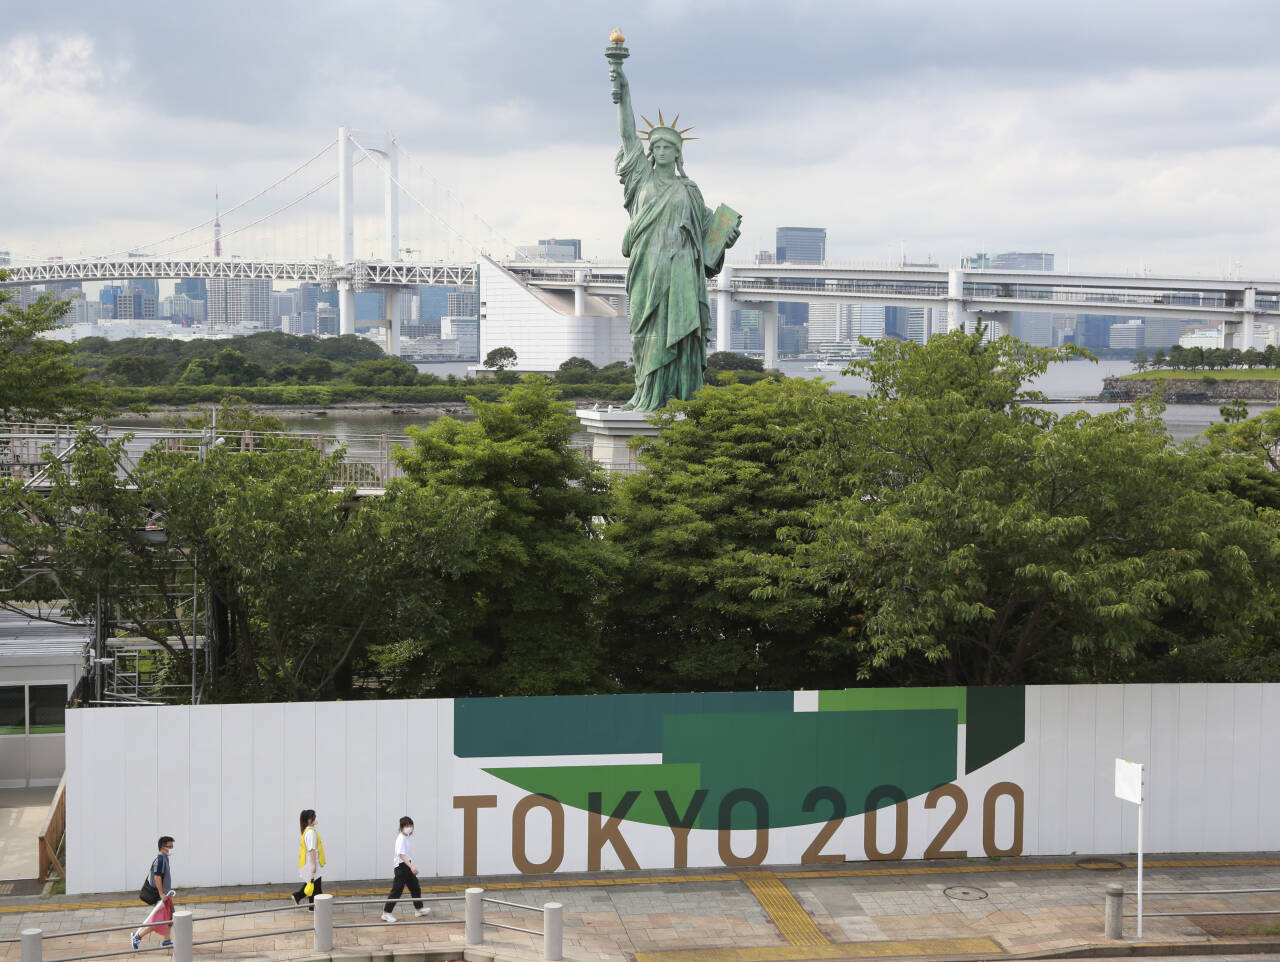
[0,854,1277,962]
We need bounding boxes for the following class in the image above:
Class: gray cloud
[3,0,1280,273]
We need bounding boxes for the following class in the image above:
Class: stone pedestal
[576,408,660,472]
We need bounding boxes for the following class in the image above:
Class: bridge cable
[159,156,365,258]
[349,138,481,257]
[96,140,337,259]
[393,139,514,258]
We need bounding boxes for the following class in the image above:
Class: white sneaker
[380,912,397,923]
[414,907,431,917]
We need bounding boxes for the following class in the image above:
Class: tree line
[5,277,1280,699]
[1134,344,1280,373]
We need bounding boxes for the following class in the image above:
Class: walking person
[380,816,429,922]
[292,809,325,907]
[131,836,175,950]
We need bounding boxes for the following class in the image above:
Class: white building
[477,257,629,371]
[208,277,272,333]
[1109,318,1144,349]
[1179,324,1280,350]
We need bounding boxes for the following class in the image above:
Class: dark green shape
[819,686,967,723]
[454,691,791,758]
[964,686,1025,774]
[482,763,703,827]
[662,708,958,830]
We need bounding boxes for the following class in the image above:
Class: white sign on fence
[1114,758,1144,804]
[1115,757,1146,938]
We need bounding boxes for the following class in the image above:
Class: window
[0,687,24,735]
[28,686,67,734]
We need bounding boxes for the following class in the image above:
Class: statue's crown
[638,110,697,143]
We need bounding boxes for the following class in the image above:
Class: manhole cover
[1076,857,1126,872]
[943,885,988,901]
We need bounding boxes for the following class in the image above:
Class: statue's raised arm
[606,30,638,150]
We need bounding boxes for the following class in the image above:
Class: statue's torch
[606,28,629,101]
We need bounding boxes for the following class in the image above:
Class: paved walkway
[0,854,1278,962]
[0,788,56,885]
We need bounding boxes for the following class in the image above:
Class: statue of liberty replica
[607,30,741,411]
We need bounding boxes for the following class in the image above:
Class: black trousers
[383,863,423,913]
[292,875,323,906]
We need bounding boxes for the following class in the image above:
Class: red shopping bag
[147,897,173,937]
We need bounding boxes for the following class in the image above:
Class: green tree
[708,351,764,372]
[484,346,518,371]
[390,378,618,696]
[605,378,847,691]
[104,355,170,385]
[1150,348,1166,369]
[296,356,333,382]
[0,429,202,656]
[1132,350,1148,373]
[775,331,1280,685]
[347,358,417,386]
[555,356,598,384]
[0,280,102,420]
[136,404,490,700]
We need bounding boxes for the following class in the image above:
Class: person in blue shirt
[132,836,175,950]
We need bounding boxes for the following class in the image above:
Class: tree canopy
[0,279,103,421]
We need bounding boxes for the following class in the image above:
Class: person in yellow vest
[292,809,325,907]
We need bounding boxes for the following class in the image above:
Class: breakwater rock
[1101,376,1280,404]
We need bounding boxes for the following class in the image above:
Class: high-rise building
[176,278,207,301]
[441,317,479,359]
[731,308,763,352]
[0,251,9,266]
[99,285,122,316]
[116,285,157,320]
[514,238,582,261]
[991,251,1054,271]
[1075,315,1115,349]
[1143,317,1186,350]
[272,292,295,331]
[1010,312,1054,347]
[1109,319,1144,349]
[316,304,338,336]
[845,304,886,341]
[776,227,826,265]
[207,277,272,332]
[447,285,479,318]
[418,285,453,323]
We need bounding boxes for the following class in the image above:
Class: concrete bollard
[465,887,484,945]
[313,893,334,952]
[171,910,192,962]
[1104,883,1124,940]
[20,928,41,962]
[543,902,563,962]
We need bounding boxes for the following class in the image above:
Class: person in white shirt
[380,816,429,922]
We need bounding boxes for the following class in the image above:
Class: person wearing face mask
[380,816,429,922]
[131,836,176,950]
[292,809,325,907]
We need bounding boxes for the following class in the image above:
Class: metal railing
[1103,881,1280,939]
[6,886,563,962]
[0,422,409,493]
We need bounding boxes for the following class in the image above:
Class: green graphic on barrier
[466,687,1025,828]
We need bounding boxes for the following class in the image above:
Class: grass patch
[1119,369,1280,380]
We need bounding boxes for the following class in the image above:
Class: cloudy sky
[3,0,1280,277]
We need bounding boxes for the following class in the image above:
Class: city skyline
[2,1,1279,276]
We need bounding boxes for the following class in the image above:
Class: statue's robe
[616,138,725,411]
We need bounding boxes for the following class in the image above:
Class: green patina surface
[468,687,1025,829]
[455,690,791,758]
